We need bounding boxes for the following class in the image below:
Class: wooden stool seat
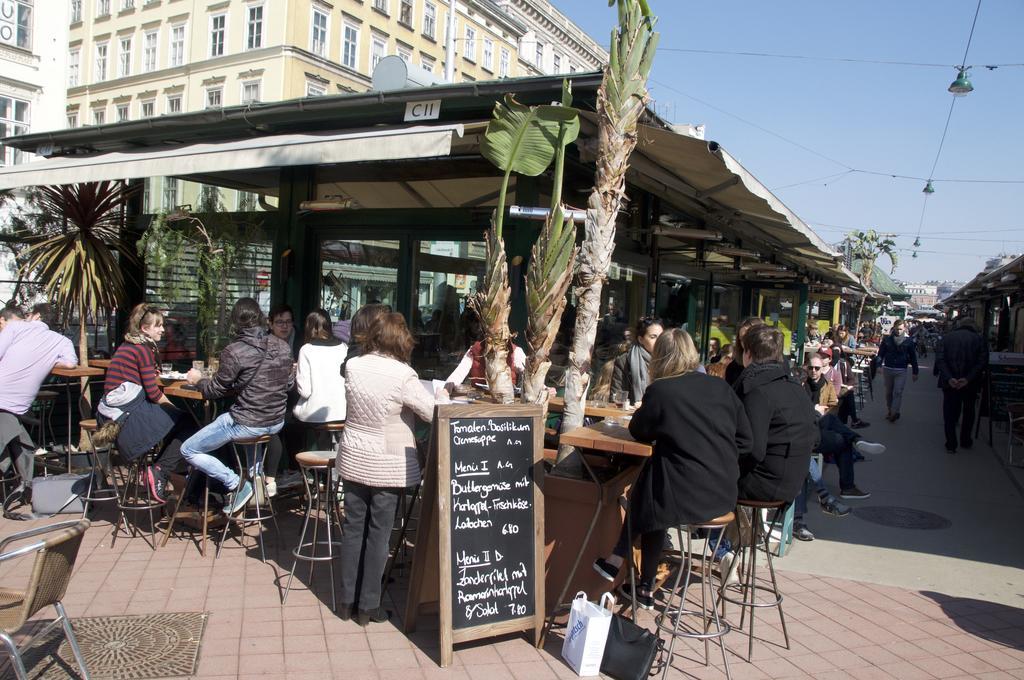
[737,499,786,509]
[700,511,735,527]
[232,434,272,446]
[79,419,98,432]
[35,391,59,401]
[313,421,345,432]
[295,450,336,467]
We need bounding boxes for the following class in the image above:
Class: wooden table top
[163,380,207,401]
[559,423,652,458]
[51,365,106,378]
[547,396,637,420]
[90,359,112,369]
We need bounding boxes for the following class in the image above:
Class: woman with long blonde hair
[593,328,752,608]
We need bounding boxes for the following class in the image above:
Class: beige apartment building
[65,0,545,210]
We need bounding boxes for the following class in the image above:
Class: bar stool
[284,450,342,610]
[313,421,345,449]
[32,391,58,451]
[78,419,119,521]
[656,513,735,680]
[720,499,790,661]
[111,446,165,549]
[217,434,278,562]
[161,469,215,557]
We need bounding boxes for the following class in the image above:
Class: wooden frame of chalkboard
[404,403,545,668]
[985,353,1024,444]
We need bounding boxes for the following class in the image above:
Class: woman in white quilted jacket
[337,312,444,626]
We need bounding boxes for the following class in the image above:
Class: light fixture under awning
[0,124,464,191]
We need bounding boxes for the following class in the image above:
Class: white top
[293,340,349,422]
[445,345,527,385]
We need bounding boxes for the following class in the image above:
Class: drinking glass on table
[160,362,172,375]
[612,389,628,408]
[192,360,205,372]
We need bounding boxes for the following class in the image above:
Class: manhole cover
[854,505,952,530]
[8,612,207,679]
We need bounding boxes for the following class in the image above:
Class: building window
[241,80,260,104]
[397,44,411,63]
[311,9,328,56]
[305,82,325,97]
[482,38,493,72]
[94,42,108,82]
[463,26,475,61]
[205,87,222,108]
[68,50,80,87]
[370,33,386,71]
[118,36,132,77]
[169,24,185,67]
[568,62,577,73]
[0,97,29,166]
[166,94,182,113]
[398,0,413,26]
[534,41,543,67]
[246,5,263,50]
[121,0,134,9]
[92,108,105,125]
[372,0,387,14]
[70,0,81,22]
[499,48,509,77]
[96,0,109,16]
[422,1,435,39]
[421,54,435,72]
[116,103,129,121]
[162,178,179,210]
[342,22,358,69]
[143,30,158,71]
[209,13,225,57]
[552,52,560,72]
[67,112,78,128]
[140,99,154,117]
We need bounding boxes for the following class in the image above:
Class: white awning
[0,124,464,191]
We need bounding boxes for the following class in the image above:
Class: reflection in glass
[319,239,400,336]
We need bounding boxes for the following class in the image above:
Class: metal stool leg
[284,466,317,604]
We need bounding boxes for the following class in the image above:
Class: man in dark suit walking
[935,317,988,453]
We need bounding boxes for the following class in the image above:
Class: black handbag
[600,613,660,680]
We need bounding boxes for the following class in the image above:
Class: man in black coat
[935,317,988,453]
[734,325,817,503]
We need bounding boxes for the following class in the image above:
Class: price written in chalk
[448,417,535,629]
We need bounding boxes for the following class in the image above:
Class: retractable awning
[0,124,464,191]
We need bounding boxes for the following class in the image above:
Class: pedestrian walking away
[935,317,987,453]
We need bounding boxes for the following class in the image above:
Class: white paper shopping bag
[561,591,614,676]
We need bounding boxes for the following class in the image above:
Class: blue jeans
[795,457,830,520]
[180,412,283,491]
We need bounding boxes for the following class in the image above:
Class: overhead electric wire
[649,46,1023,71]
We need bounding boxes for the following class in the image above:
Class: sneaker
[355,607,390,627]
[145,465,168,504]
[840,486,871,500]
[854,440,886,456]
[717,551,740,586]
[592,557,620,582]
[224,480,254,515]
[265,478,277,497]
[616,583,654,610]
[276,470,303,490]
[851,419,870,429]
[819,496,851,517]
[712,536,732,562]
[793,522,815,541]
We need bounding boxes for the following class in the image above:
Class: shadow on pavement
[921,590,1024,651]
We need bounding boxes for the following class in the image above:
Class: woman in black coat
[593,329,753,608]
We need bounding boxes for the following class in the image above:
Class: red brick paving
[0,502,1022,680]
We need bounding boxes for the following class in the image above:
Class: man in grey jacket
[180,298,294,513]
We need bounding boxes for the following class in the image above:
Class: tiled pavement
[1,497,1023,680]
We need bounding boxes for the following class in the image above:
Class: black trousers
[942,385,978,450]
[339,480,401,611]
[837,390,859,424]
[610,523,666,589]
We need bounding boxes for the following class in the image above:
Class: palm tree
[558,0,658,462]
[847,229,898,335]
[18,181,139,437]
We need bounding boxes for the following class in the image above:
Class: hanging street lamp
[948,68,974,96]
[923,181,935,194]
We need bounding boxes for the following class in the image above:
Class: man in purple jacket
[0,305,78,481]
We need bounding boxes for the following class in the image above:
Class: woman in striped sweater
[99,304,193,502]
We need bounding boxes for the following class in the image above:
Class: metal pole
[444,0,458,82]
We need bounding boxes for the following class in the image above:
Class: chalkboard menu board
[404,403,545,668]
[988,353,1024,423]
[448,416,535,630]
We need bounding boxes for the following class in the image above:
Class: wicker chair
[0,519,91,680]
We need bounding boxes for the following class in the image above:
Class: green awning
[851,258,910,299]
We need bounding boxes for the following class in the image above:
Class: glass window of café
[707,282,742,351]
[316,236,485,379]
[594,261,649,365]
[655,272,707,350]
[757,288,799,356]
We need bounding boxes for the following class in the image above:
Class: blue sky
[552,0,1024,283]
